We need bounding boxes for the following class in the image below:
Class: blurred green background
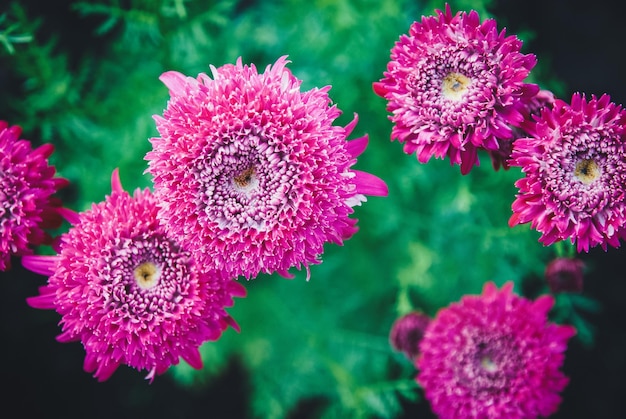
[1,0,625,418]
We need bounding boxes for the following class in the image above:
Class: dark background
[407,2,626,417]
[2,0,626,417]
[492,3,626,416]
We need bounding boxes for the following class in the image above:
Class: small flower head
[373,4,538,174]
[417,281,575,419]
[389,311,431,361]
[146,56,387,280]
[545,257,585,293]
[1,121,67,271]
[509,93,626,252]
[23,170,245,382]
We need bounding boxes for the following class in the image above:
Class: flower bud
[545,257,585,293]
[389,311,431,361]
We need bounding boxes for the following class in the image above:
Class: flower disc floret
[509,93,626,252]
[374,4,538,174]
[417,282,575,419]
[1,121,67,271]
[146,56,387,280]
[23,170,245,382]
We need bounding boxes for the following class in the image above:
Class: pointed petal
[145,367,157,384]
[532,294,555,315]
[225,315,241,333]
[346,135,368,158]
[182,348,203,370]
[56,330,79,343]
[111,168,123,194]
[159,71,191,95]
[57,207,80,225]
[26,293,56,310]
[21,255,57,276]
[94,360,121,382]
[229,280,247,298]
[344,113,359,137]
[352,170,389,196]
[372,82,388,97]
[31,143,55,159]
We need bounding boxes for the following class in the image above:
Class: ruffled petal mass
[146,56,387,280]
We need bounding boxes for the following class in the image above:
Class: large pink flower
[22,169,246,382]
[509,93,626,252]
[1,121,67,271]
[146,56,388,280]
[417,282,575,419]
[373,4,538,174]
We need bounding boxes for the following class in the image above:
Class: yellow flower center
[133,262,160,290]
[442,72,471,101]
[574,159,601,184]
[232,166,258,193]
[480,355,498,373]
[233,167,255,187]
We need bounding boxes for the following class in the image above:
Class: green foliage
[1,0,592,417]
[0,10,33,54]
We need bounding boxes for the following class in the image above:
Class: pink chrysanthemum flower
[146,56,388,280]
[1,121,67,271]
[417,282,575,419]
[488,89,556,171]
[22,169,246,382]
[509,93,626,252]
[373,4,539,174]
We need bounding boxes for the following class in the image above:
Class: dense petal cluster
[374,4,538,174]
[146,56,388,280]
[1,121,67,271]
[417,282,575,419]
[22,170,245,382]
[509,93,626,252]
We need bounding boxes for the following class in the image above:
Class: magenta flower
[509,93,626,252]
[389,311,431,361]
[22,169,246,382]
[545,257,585,293]
[373,4,538,174]
[146,56,388,280]
[417,282,575,419]
[487,89,556,171]
[1,121,67,271]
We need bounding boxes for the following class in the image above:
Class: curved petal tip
[352,170,389,197]
[111,168,123,194]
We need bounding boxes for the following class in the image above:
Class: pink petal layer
[353,170,389,196]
